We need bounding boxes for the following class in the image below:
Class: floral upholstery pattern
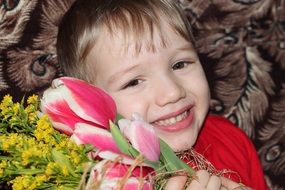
[0,0,284,189]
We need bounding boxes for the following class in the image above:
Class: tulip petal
[130,121,160,161]
[41,88,89,135]
[56,77,116,128]
[123,178,152,190]
[72,123,121,153]
[118,116,160,162]
[98,150,135,165]
[86,160,152,190]
[117,119,131,136]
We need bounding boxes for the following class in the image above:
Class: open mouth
[151,106,194,132]
[154,110,189,126]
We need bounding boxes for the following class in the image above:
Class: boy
[56,0,268,189]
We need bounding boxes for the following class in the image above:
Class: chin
[169,139,196,152]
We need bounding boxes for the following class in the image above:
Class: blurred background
[0,0,284,189]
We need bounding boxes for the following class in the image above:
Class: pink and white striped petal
[72,123,121,153]
[55,77,116,128]
[41,88,89,135]
[118,114,160,162]
[98,150,135,165]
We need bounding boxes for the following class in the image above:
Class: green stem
[159,139,195,175]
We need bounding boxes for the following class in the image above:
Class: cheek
[194,82,210,123]
[189,75,210,105]
[111,94,148,120]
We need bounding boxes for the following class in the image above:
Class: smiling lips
[154,111,188,126]
[152,105,194,132]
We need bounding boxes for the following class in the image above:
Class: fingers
[164,171,251,190]
[206,175,221,190]
[220,177,240,189]
[164,175,187,190]
[187,170,221,190]
[232,186,252,190]
[187,170,210,189]
[220,177,252,190]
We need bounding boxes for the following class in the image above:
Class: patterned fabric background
[0,0,284,189]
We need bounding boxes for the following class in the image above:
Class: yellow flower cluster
[34,115,58,146]
[11,175,48,190]
[0,95,93,190]
[0,95,37,133]
[0,95,15,120]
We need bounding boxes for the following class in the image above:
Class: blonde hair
[57,0,194,82]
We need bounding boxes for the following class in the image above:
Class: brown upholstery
[0,0,284,189]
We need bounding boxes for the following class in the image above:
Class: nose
[154,76,186,107]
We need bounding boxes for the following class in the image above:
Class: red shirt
[193,115,268,190]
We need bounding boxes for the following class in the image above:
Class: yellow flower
[27,95,38,105]
[27,138,36,147]
[70,151,82,165]
[37,115,51,129]
[1,94,13,107]
[45,162,58,176]
[0,161,7,177]
[27,175,47,189]
[22,150,33,166]
[2,133,19,150]
[0,95,92,189]
[28,112,38,123]
[2,141,10,151]
[0,160,7,169]
[61,165,69,176]
[12,103,20,114]
[0,95,13,118]
[11,176,32,190]
[34,115,58,145]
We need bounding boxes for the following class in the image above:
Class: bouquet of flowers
[0,77,195,190]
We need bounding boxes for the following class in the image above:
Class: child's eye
[122,79,141,89]
[172,61,190,70]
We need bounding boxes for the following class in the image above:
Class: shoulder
[199,114,252,148]
[194,114,254,162]
[194,114,268,189]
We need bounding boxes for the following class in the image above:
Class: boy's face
[86,25,210,151]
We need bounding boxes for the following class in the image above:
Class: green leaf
[115,114,124,123]
[159,139,195,175]
[143,159,161,170]
[51,149,76,176]
[109,121,139,157]
[83,144,94,153]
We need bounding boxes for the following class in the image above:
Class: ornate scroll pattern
[0,0,74,101]
[0,0,284,189]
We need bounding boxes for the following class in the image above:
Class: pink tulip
[71,123,121,154]
[118,113,160,162]
[98,150,137,165]
[86,160,153,190]
[40,77,117,135]
[72,124,154,168]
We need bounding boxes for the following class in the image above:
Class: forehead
[88,22,193,67]
[99,21,184,56]
[85,23,195,86]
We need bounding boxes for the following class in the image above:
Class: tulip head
[41,77,117,135]
[118,113,160,162]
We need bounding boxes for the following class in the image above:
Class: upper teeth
[154,111,188,126]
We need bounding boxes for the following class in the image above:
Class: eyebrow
[108,64,140,85]
[107,43,194,85]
